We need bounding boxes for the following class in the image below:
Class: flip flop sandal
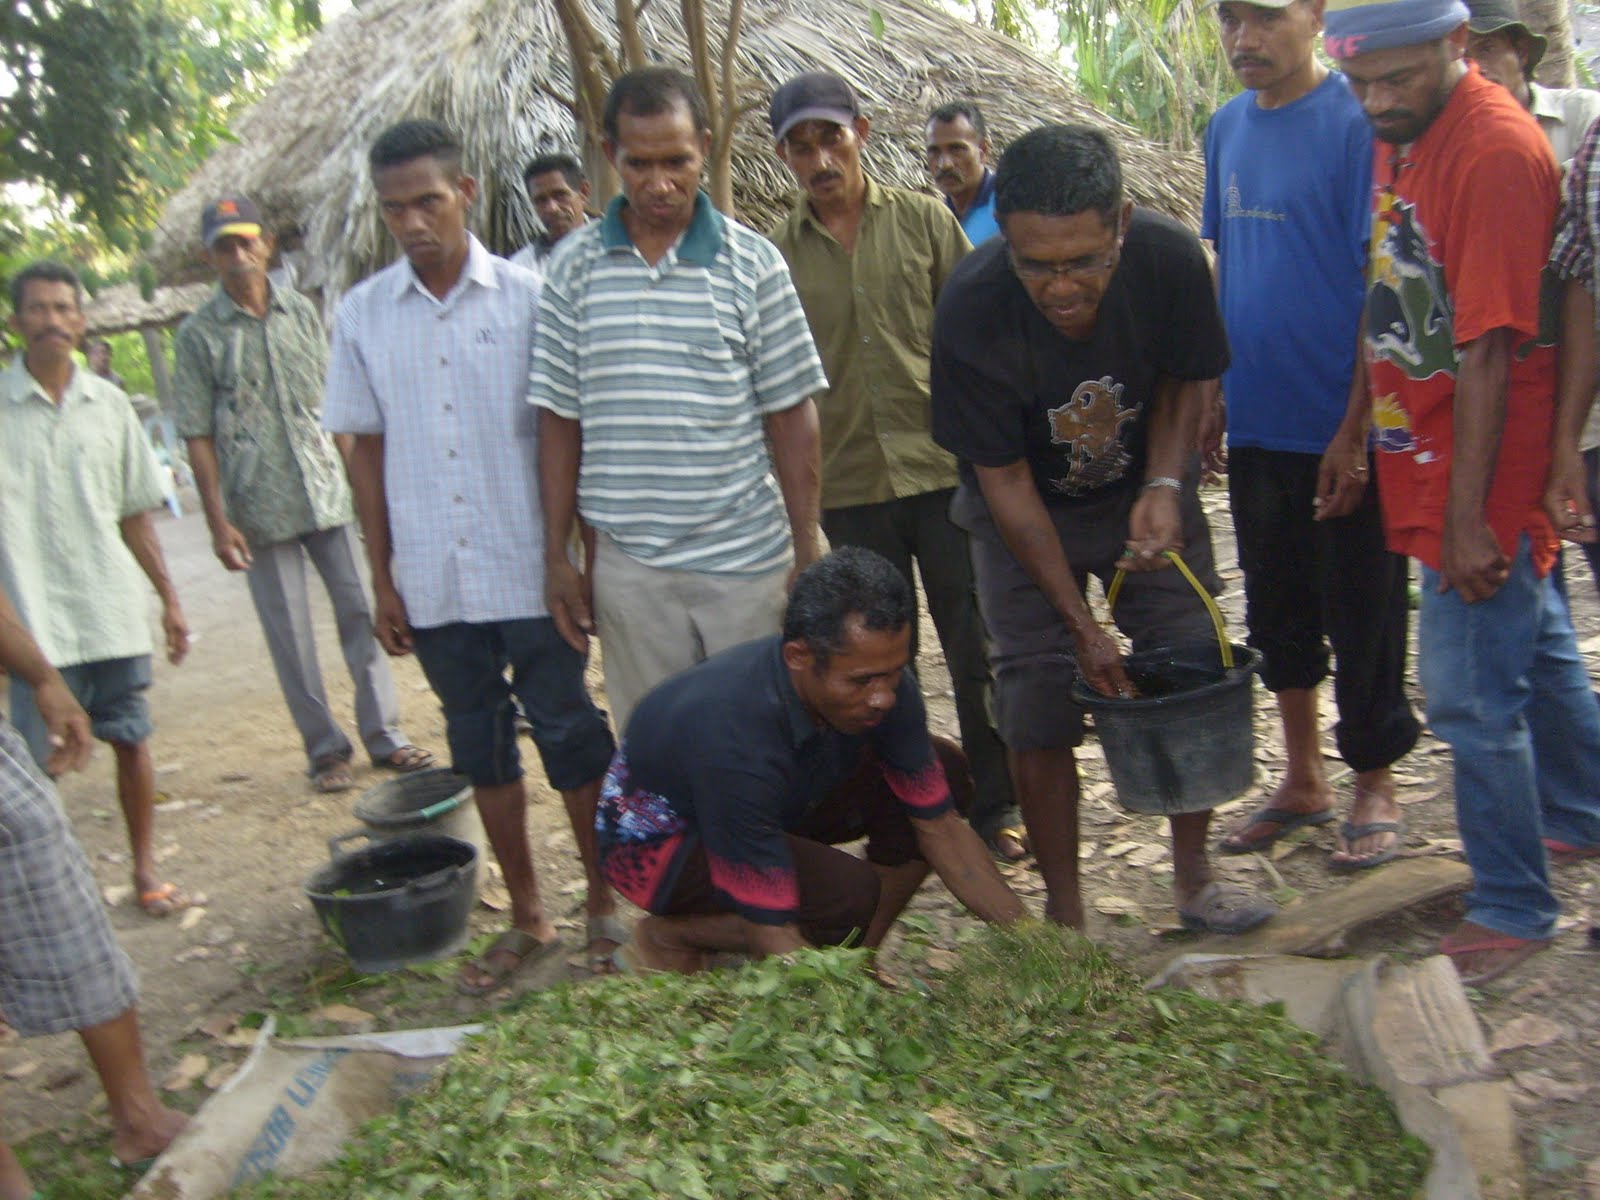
[138,882,191,918]
[1544,837,1600,866]
[311,757,355,793]
[372,745,436,773]
[586,913,633,974]
[1439,928,1552,986]
[1330,819,1407,872]
[1177,881,1279,935]
[986,825,1031,863]
[456,927,562,997]
[1215,806,1336,855]
[610,942,661,975]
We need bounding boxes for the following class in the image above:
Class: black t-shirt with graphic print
[930,207,1228,503]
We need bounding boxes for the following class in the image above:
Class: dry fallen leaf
[1125,843,1168,868]
[924,948,958,972]
[1511,1070,1589,1102]
[3,1059,38,1080]
[1104,841,1139,859]
[102,884,134,908]
[926,1105,980,1139]
[1093,895,1141,916]
[1490,1014,1568,1055]
[161,1053,209,1091]
[313,1003,375,1029]
[478,884,511,913]
[204,1062,238,1091]
[178,905,206,931]
[195,1012,238,1041]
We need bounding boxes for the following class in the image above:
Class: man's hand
[546,559,594,654]
[786,529,824,592]
[162,601,190,665]
[373,580,415,655]
[1314,428,1369,521]
[1073,625,1135,698]
[34,676,92,775]
[1123,487,1182,570]
[1439,515,1510,603]
[211,522,254,571]
[1195,391,1227,484]
[1543,444,1597,544]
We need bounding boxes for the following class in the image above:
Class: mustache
[1231,55,1271,69]
[809,170,842,188]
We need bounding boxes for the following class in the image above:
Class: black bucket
[1071,641,1262,816]
[303,833,478,973]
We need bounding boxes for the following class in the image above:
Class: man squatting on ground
[174,193,434,796]
[930,126,1278,936]
[1204,0,1422,868]
[597,547,1024,973]
[1327,0,1600,984]
[0,261,192,920]
[0,587,187,1198]
[323,119,624,992]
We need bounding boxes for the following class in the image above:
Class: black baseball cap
[200,194,264,248]
[769,71,861,141]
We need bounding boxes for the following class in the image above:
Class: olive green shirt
[770,178,970,508]
[173,284,353,547]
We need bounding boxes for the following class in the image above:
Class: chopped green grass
[244,923,1427,1199]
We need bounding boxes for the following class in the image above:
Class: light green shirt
[173,284,352,547]
[0,359,165,667]
[769,178,970,508]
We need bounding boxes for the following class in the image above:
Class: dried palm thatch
[145,0,1204,302]
[82,281,214,336]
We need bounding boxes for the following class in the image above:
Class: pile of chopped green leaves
[246,924,1427,1199]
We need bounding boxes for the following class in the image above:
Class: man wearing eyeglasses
[767,70,1026,864]
[930,124,1277,936]
[1203,0,1421,872]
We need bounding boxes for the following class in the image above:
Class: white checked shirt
[323,236,548,628]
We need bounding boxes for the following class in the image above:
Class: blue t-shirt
[1202,72,1372,453]
[949,169,999,245]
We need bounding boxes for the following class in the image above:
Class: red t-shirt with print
[1365,65,1560,575]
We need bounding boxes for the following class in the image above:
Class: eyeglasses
[1007,220,1123,283]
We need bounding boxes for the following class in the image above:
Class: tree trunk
[1524,0,1577,87]
[140,325,173,411]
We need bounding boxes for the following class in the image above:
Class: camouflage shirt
[174,285,353,546]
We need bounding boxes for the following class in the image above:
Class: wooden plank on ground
[1182,858,1471,959]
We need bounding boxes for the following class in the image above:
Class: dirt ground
[5,482,1599,1198]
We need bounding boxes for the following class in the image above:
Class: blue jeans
[1418,539,1600,940]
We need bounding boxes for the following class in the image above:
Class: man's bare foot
[1217,777,1337,853]
[111,1103,188,1166]
[1041,898,1086,932]
[1331,769,1403,867]
[627,917,709,974]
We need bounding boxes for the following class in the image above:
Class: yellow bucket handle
[1105,549,1234,670]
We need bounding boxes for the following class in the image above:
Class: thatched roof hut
[146,0,1203,302]
[83,281,213,337]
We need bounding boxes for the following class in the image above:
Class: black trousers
[822,489,1018,840]
[1228,447,1420,773]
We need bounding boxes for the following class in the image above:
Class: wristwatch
[1141,476,1182,491]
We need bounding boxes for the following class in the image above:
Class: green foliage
[972,0,1239,148]
[1,0,315,241]
[239,925,1428,1199]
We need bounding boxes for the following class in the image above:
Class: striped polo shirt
[529,192,826,576]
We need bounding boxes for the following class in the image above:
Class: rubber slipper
[1330,819,1407,872]
[1216,805,1336,855]
[138,882,191,918]
[985,824,1030,863]
[372,745,436,773]
[457,927,562,996]
[610,942,662,975]
[586,913,632,974]
[1544,837,1600,866]
[1177,881,1278,935]
[311,757,355,793]
[1439,926,1551,986]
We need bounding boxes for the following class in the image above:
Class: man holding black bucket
[930,124,1278,935]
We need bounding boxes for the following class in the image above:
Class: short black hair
[368,119,464,178]
[928,100,988,142]
[995,124,1122,225]
[523,153,586,190]
[603,67,709,143]
[782,547,913,667]
[9,260,83,313]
